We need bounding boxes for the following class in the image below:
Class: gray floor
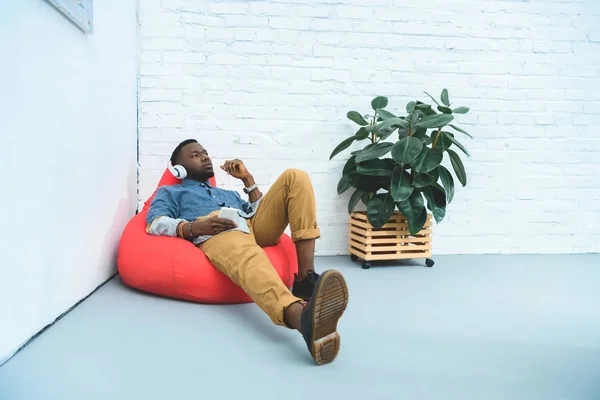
[1,255,599,400]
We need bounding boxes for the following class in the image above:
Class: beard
[193,170,214,182]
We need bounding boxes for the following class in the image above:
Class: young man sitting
[146,139,349,365]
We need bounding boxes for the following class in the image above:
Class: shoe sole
[308,270,349,365]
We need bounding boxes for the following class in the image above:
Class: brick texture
[138,0,600,255]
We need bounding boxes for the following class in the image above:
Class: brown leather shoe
[300,270,349,365]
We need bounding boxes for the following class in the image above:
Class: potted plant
[330,89,471,269]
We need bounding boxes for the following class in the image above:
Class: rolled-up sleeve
[146,188,185,237]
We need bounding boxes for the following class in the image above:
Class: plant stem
[432,128,442,148]
[371,113,377,143]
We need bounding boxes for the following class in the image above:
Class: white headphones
[168,161,187,179]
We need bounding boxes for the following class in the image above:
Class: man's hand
[220,158,261,202]
[191,217,237,236]
[220,159,250,181]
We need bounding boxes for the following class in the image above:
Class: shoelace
[306,271,320,285]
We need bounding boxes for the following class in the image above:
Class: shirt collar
[182,179,212,187]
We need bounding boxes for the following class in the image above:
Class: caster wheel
[350,254,358,262]
[425,258,434,267]
[362,261,371,270]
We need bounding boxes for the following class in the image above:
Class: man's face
[178,142,214,181]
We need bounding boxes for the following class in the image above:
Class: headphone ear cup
[168,162,187,179]
[173,165,187,179]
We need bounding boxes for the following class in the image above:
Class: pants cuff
[281,299,306,329]
[278,297,305,328]
[291,228,321,243]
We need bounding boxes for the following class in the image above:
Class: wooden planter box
[348,211,434,269]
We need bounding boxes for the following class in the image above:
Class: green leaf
[355,142,394,163]
[412,126,428,140]
[337,174,351,195]
[430,166,440,181]
[366,117,409,133]
[397,127,410,139]
[347,171,386,192]
[367,193,396,229]
[441,88,450,106]
[449,124,473,138]
[347,111,369,126]
[348,189,364,214]
[420,136,433,146]
[452,107,470,114]
[410,207,428,235]
[376,127,395,141]
[438,165,455,203]
[412,172,436,188]
[411,147,443,173]
[437,105,453,114]
[422,184,447,223]
[415,103,437,115]
[414,114,454,129]
[357,159,393,177]
[391,166,414,202]
[396,191,427,235]
[343,155,357,176]
[391,136,423,165]
[376,108,396,120]
[330,136,355,160]
[383,158,396,170]
[410,110,423,129]
[414,127,433,145]
[406,101,416,113]
[415,103,433,110]
[443,132,470,157]
[447,149,467,186]
[432,130,453,151]
[423,92,441,107]
[371,96,388,110]
[354,127,369,140]
[360,191,372,206]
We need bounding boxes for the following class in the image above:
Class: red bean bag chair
[117,169,298,304]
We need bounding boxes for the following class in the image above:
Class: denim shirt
[146,179,261,244]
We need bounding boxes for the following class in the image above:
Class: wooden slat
[350,219,407,230]
[351,211,431,222]
[349,248,432,261]
[349,212,368,221]
[348,240,431,253]
[352,217,408,228]
[349,225,433,238]
[350,213,409,223]
[348,211,433,262]
[349,250,432,261]
[349,218,432,231]
[349,232,432,245]
[348,246,366,257]
[351,226,433,237]
[364,251,432,261]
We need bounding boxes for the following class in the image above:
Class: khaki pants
[199,169,320,326]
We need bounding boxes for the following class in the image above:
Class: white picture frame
[47,0,93,34]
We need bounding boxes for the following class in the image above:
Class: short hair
[170,139,198,164]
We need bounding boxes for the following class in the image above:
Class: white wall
[137,0,600,255]
[0,0,137,363]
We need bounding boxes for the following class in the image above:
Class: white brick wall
[138,0,600,255]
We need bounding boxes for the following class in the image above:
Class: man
[146,139,349,365]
